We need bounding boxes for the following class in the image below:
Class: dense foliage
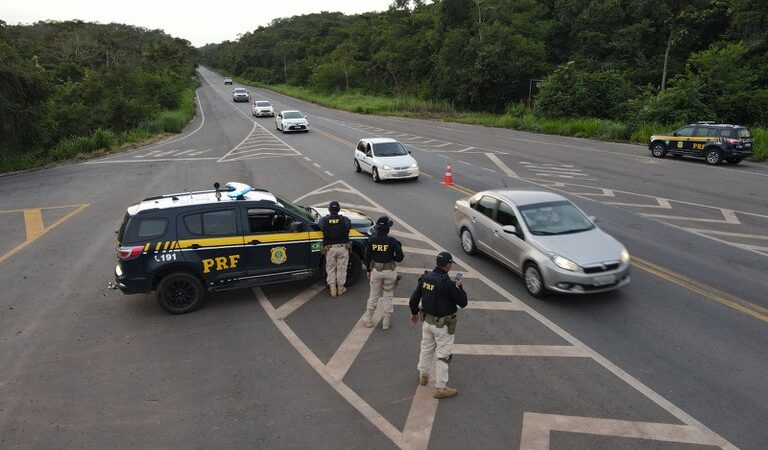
[200,0,768,127]
[0,20,197,168]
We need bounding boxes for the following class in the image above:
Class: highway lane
[0,67,764,449]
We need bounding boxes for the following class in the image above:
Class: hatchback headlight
[382,164,392,170]
[620,248,630,264]
[410,163,418,169]
[550,253,580,272]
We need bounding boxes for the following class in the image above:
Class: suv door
[177,207,246,287]
[671,126,695,153]
[241,206,311,277]
[691,126,714,156]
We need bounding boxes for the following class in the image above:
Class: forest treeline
[200,0,768,127]
[0,20,197,170]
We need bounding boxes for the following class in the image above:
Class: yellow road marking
[446,183,475,196]
[23,209,45,241]
[313,126,354,147]
[632,257,768,323]
[0,204,90,264]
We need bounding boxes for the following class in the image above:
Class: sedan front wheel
[523,263,546,298]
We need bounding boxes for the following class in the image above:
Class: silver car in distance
[454,190,630,297]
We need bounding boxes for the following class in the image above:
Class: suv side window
[247,208,296,234]
[694,127,714,137]
[676,126,695,136]
[123,218,168,242]
[475,196,497,219]
[716,128,733,137]
[184,209,238,236]
[496,202,518,227]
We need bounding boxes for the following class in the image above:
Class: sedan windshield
[283,111,304,119]
[518,200,594,236]
[276,196,313,222]
[374,142,408,157]
[255,101,271,107]
[234,89,247,94]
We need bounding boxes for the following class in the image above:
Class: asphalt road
[0,66,766,450]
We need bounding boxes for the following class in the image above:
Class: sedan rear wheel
[523,263,545,298]
[460,228,477,255]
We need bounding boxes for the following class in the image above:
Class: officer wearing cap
[319,201,352,297]
[362,216,404,331]
[409,251,468,399]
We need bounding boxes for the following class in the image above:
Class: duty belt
[372,261,396,271]
[424,313,458,334]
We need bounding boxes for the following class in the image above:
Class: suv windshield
[276,196,313,222]
[255,101,270,107]
[283,111,303,119]
[519,200,594,236]
[374,142,408,157]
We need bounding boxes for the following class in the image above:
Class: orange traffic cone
[443,163,454,185]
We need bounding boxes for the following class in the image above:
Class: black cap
[375,215,393,230]
[328,201,340,212]
[436,251,454,266]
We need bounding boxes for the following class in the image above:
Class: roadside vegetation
[202,0,768,161]
[0,20,198,173]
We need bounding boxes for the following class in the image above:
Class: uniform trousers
[417,321,454,388]
[366,268,397,314]
[325,244,349,287]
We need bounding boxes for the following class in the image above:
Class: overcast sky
[1,0,396,47]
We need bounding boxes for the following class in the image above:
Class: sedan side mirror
[502,225,518,234]
[304,115,308,119]
[589,216,599,224]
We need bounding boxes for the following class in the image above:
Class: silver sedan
[454,190,630,297]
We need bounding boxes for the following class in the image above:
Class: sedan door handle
[250,239,261,245]
[190,244,200,249]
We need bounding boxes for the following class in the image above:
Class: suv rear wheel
[157,272,205,314]
[705,148,723,165]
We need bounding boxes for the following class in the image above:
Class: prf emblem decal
[270,246,287,265]
[677,141,683,148]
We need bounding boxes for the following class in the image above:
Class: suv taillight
[725,138,741,145]
[118,245,144,261]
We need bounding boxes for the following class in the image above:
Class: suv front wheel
[157,272,205,314]
[650,142,667,158]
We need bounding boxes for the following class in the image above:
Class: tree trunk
[387,67,399,92]
[344,69,349,91]
[661,18,675,91]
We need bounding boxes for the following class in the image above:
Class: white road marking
[486,153,518,178]
[216,121,258,162]
[84,157,219,164]
[313,163,321,168]
[435,142,452,147]
[324,170,334,176]
[304,157,311,161]
[453,344,588,357]
[274,284,326,319]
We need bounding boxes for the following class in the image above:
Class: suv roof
[689,123,745,128]
[128,187,277,215]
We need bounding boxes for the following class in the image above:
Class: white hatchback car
[275,110,309,133]
[252,100,274,117]
[354,138,419,182]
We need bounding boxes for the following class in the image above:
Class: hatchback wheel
[354,159,362,173]
[372,167,381,183]
[523,263,545,298]
[705,149,722,165]
[650,143,666,158]
[157,272,205,314]
[460,228,477,255]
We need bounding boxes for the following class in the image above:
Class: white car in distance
[354,138,419,182]
[275,110,309,133]
[252,100,274,117]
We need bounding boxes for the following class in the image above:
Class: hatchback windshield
[234,89,247,94]
[255,101,271,107]
[518,200,594,236]
[283,111,304,119]
[374,142,408,157]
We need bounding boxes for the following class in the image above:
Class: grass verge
[232,75,767,161]
[0,86,198,174]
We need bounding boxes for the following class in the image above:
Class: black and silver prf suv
[649,122,754,165]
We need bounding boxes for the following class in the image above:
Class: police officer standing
[409,251,468,399]
[362,216,404,331]
[319,201,352,297]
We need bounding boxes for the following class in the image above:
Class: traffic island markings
[253,180,736,450]
[0,204,90,263]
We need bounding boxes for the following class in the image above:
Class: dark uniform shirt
[319,213,351,245]
[364,231,404,270]
[409,268,468,317]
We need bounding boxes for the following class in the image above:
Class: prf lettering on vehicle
[372,244,389,252]
[202,255,241,273]
[422,281,435,291]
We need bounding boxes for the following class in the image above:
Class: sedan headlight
[620,248,630,264]
[410,163,418,169]
[550,253,580,272]
[382,164,392,170]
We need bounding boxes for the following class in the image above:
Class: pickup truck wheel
[650,142,667,158]
[156,272,205,314]
[705,149,722,165]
